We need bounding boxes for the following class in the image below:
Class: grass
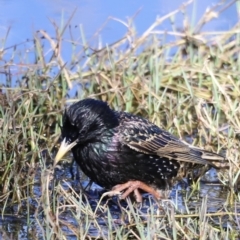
[1,0,240,239]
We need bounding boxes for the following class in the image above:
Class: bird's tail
[190,146,229,169]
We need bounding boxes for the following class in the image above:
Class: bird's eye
[80,127,88,136]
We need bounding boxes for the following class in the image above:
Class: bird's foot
[106,180,161,202]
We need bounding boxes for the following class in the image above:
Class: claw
[106,180,161,202]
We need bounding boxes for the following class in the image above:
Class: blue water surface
[0,0,238,88]
[0,0,238,47]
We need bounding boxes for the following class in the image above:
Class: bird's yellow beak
[54,138,78,166]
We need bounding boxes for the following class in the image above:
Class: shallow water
[0,163,234,239]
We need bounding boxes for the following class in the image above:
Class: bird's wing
[119,112,225,166]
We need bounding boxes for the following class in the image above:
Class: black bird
[55,98,227,202]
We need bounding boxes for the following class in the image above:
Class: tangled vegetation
[1,1,240,239]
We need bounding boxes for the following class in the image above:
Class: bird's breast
[72,138,122,187]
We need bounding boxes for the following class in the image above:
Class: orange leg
[108,180,161,202]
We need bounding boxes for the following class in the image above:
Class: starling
[55,98,227,202]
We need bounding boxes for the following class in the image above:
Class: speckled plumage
[60,98,227,198]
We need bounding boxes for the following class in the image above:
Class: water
[0,162,232,239]
[0,0,238,88]
[0,0,238,51]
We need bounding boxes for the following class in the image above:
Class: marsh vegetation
[1,1,240,239]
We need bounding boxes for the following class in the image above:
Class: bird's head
[54,98,118,165]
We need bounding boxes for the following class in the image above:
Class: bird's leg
[133,189,142,203]
[108,180,161,202]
